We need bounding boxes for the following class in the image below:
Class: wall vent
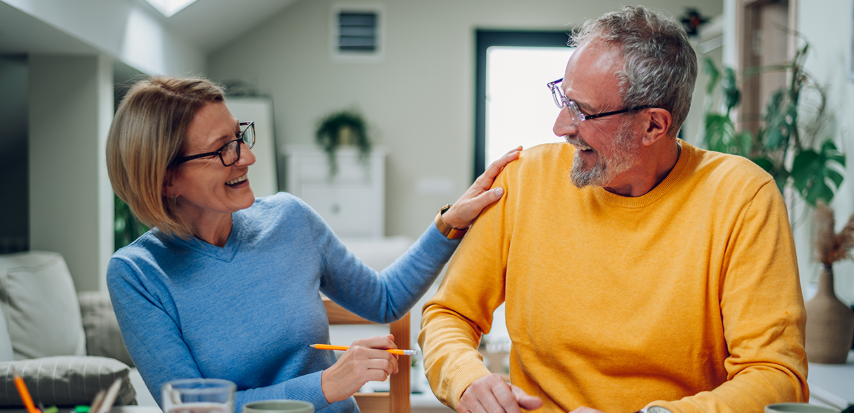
[331,5,384,62]
[338,12,377,52]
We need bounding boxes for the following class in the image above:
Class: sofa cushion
[0,356,137,407]
[0,251,86,359]
[78,292,135,367]
[0,305,13,362]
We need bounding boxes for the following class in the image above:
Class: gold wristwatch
[434,204,469,239]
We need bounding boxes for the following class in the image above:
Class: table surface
[808,350,854,409]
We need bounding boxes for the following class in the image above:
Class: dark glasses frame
[173,121,255,167]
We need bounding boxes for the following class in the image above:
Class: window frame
[473,29,573,179]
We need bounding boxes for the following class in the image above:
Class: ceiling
[144,0,299,53]
[0,0,299,56]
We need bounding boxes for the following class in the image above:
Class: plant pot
[804,266,854,364]
[338,126,352,146]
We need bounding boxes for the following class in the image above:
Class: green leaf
[722,68,741,111]
[805,179,834,206]
[750,156,774,172]
[765,128,786,150]
[826,168,844,188]
[773,170,790,193]
[791,150,819,190]
[736,130,754,156]
[820,140,847,167]
[790,141,847,206]
[703,113,736,153]
[703,57,720,95]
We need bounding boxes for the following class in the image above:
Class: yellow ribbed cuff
[443,358,493,410]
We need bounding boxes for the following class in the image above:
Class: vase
[804,266,854,364]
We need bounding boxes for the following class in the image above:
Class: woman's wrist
[440,204,469,230]
[320,369,341,403]
[435,205,469,239]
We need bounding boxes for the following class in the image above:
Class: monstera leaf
[791,140,846,206]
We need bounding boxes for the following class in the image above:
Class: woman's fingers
[352,334,397,350]
[480,146,522,184]
[443,146,522,229]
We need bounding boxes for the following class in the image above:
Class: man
[419,6,808,413]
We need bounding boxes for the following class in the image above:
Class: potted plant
[314,109,372,177]
[701,41,846,207]
[806,202,854,363]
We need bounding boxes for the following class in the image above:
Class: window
[474,30,573,178]
[145,0,197,17]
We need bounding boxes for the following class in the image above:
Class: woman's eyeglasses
[174,121,256,167]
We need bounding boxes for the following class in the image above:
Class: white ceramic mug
[765,403,840,413]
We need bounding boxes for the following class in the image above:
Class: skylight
[145,0,198,17]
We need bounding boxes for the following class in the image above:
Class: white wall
[797,0,854,304]
[0,0,205,76]
[28,55,114,292]
[208,0,723,240]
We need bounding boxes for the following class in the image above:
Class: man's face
[552,42,641,189]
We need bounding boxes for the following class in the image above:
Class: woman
[105,77,519,413]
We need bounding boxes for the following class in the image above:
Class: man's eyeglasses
[547,78,653,126]
[174,121,256,167]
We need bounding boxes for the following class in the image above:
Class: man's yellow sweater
[419,141,808,413]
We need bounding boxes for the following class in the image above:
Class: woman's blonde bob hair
[106,76,225,238]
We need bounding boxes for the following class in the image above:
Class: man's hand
[458,374,543,413]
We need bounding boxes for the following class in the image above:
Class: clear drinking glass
[162,378,236,413]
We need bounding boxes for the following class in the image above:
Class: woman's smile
[226,174,249,187]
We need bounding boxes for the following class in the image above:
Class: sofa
[0,251,156,409]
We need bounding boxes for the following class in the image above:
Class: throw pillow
[0,251,86,359]
[77,292,135,367]
[0,305,13,361]
[0,356,137,407]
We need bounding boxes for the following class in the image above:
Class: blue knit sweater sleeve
[107,193,461,413]
[308,203,459,323]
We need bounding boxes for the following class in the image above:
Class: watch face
[647,407,672,413]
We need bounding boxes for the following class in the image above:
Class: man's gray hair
[571,6,697,137]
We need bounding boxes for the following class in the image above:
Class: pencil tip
[308,344,316,348]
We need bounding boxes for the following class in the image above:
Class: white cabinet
[285,146,386,237]
[808,351,854,410]
[225,97,279,197]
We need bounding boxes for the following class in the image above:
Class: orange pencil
[11,367,40,413]
[309,344,417,356]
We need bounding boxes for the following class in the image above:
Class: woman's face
[167,101,256,224]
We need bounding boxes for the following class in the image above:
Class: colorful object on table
[12,366,40,413]
[309,343,417,356]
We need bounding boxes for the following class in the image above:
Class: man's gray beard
[569,120,640,188]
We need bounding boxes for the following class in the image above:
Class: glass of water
[162,378,236,413]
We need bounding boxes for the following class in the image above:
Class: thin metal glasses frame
[547,78,653,124]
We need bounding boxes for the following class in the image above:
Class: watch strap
[435,204,468,239]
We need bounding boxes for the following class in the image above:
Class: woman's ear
[640,108,672,146]
[162,170,177,198]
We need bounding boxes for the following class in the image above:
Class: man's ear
[640,108,672,146]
